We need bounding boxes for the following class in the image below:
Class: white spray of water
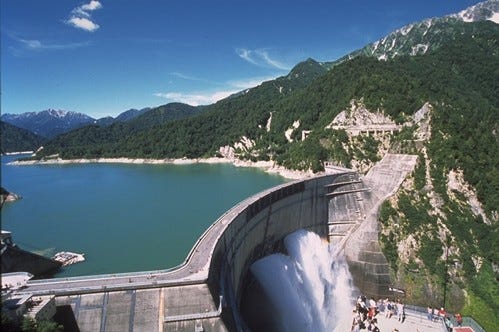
[251,229,356,332]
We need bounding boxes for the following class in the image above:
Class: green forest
[0,121,46,153]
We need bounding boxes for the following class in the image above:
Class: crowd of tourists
[351,294,464,332]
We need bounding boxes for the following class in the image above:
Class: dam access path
[7,154,418,331]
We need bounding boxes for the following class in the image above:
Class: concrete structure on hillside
[10,154,417,331]
[326,99,402,137]
[344,154,418,299]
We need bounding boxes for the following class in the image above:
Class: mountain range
[2,1,498,329]
[0,107,155,139]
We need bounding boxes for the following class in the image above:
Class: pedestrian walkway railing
[401,305,446,332]
[462,317,486,332]
[402,304,485,332]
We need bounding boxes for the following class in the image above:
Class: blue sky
[1,0,481,118]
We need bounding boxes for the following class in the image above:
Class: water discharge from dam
[250,229,356,332]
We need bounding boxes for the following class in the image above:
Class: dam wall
[208,174,339,329]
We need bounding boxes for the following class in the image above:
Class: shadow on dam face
[238,237,289,331]
[240,269,280,331]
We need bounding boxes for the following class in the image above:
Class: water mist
[250,229,356,332]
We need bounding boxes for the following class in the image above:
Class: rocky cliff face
[376,103,498,323]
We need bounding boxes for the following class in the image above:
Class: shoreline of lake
[8,156,317,180]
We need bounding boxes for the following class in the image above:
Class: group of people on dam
[351,293,467,332]
[426,306,463,331]
[351,295,407,332]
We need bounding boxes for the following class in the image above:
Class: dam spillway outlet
[240,229,357,332]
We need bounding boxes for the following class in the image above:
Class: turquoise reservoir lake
[1,156,287,277]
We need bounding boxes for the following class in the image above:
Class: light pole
[442,238,450,309]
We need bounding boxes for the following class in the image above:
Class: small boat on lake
[53,251,85,266]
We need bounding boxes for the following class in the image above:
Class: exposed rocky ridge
[327,99,399,129]
[452,0,499,22]
[334,0,498,63]
[447,169,490,225]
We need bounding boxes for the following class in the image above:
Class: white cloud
[255,50,289,70]
[228,76,274,89]
[236,48,290,70]
[11,36,91,54]
[171,72,209,82]
[236,48,259,66]
[72,7,91,18]
[66,1,102,32]
[81,1,102,11]
[66,17,100,32]
[20,39,43,49]
[154,90,238,106]
[155,75,278,106]
[171,71,274,88]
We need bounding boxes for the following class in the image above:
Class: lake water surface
[1,156,286,277]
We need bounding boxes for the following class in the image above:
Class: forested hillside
[0,121,46,153]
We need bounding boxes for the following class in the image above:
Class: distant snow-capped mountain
[1,107,155,138]
[336,0,499,62]
[1,109,95,138]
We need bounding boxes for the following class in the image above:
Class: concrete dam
[14,154,417,331]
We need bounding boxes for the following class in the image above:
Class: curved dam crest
[14,154,417,331]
